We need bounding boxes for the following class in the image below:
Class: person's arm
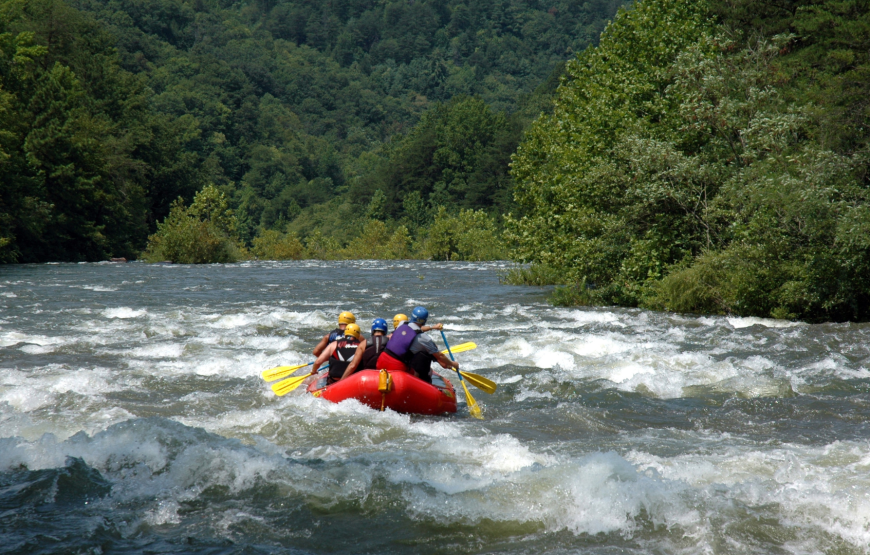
[433,351,458,370]
[311,343,335,374]
[421,323,443,332]
[341,340,367,380]
[312,333,330,356]
[415,334,457,370]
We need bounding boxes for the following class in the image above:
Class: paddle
[261,362,312,382]
[271,373,310,396]
[271,363,329,397]
[435,341,493,393]
[441,331,483,419]
[458,371,496,394]
[443,341,476,355]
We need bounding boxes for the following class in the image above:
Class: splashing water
[2,261,870,554]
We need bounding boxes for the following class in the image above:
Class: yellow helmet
[393,313,408,329]
[344,323,361,339]
[338,311,356,325]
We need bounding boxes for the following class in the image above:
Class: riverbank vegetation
[508,0,870,322]
[146,187,505,262]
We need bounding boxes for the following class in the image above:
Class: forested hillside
[0,0,625,262]
[508,0,870,321]
[6,0,868,322]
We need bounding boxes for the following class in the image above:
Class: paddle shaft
[440,331,483,419]
[440,330,459,368]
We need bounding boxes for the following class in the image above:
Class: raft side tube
[307,369,457,415]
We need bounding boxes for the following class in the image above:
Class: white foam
[127,343,185,359]
[0,331,65,348]
[18,344,57,354]
[627,437,870,551]
[515,389,554,402]
[726,316,804,329]
[144,499,182,525]
[103,307,147,319]
[562,309,624,326]
[82,285,119,292]
[3,261,870,552]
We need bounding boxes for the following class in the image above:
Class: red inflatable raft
[307,369,457,415]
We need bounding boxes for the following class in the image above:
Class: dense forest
[0,0,624,262]
[508,0,870,321]
[3,0,869,321]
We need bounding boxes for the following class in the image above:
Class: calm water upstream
[2,261,870,554]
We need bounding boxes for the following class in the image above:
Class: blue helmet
[411,306,429,325]
[371,318,388,334]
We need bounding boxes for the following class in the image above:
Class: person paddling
[377,306,458,379]
[311,323,361,384]
[360,318,389,371]
[340,318,389,380]
[313,311,355,356]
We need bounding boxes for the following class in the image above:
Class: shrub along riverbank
[506,0,870,322]
[144,185,505,262]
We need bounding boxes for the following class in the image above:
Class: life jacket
[384,322,420,362]
[361,335,388,370]
[328,336,360,381]
[327,327,344,343]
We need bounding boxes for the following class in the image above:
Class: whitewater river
[2,261,870,554]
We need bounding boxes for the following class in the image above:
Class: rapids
[2,260,870,554]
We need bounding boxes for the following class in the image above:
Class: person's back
[361,318,389,370]
[327,324,361,383]
[361,334,388,369]
[377,306,458,379]
[378,319,419,372]
[407,324,441,383]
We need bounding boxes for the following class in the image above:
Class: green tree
[509,0,870,321]
[426,207,505,261]
[143,185,246,263]
[355,95,519,219]
[507,0,712,297]
[251,229,305,260]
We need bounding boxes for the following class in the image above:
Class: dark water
[2,260,870,554]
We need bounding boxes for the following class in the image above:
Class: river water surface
[2,261,870,554]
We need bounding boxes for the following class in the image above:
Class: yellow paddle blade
[441,342,476,355]
[261,362,312,382]
[461,380,483,419]
[460,371,496,394]
[271,373,311,396]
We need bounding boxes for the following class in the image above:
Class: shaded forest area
[0,0,625,262]
[508,0,870,321]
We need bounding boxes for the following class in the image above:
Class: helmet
[411,306,428,325]
[344,323,361,339]
[371,318,388,334]
[338,311,356,325]
[393,313,408,329]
